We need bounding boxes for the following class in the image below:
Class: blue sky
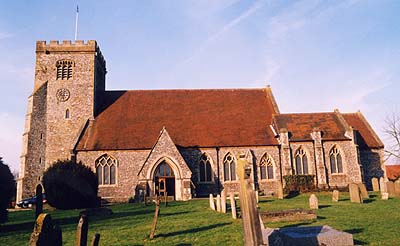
[0,0,399,172]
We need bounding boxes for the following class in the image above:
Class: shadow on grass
[285,191,300,199]
[317,216,326,220]
[161,211,189,217]
[258,199,273,203]
[318,205,331,209]
[362,199,374,204]
[156,222,231,238]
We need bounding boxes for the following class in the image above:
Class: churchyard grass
[1,192,399,245]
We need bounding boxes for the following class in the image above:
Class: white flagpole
[74,5,79,41]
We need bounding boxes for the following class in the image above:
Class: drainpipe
[216,147,220,193]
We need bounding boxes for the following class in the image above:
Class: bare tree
[383,112,400,162]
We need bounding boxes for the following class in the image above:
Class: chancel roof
[76,87,280,151]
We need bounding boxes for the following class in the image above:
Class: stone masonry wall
[360,148,385,189]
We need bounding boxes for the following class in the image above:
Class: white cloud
[0,31,13,40]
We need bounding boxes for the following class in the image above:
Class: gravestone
[91,234,100,246]
[371,178,379,191]
[349,183,362,203]
[209,194,215,210]
[237,154,264,246]
[216,194,222,212]
[394,180,400,196]
[379,177,387,193]
[386,181,395,198]
[357,183,369,199]
[332,190,339,202]
[35,184,43,220]
[309,194,318,210]
[76,214,89,246]
[229,193,237,219]
[381,192,389,200]
[221,191,227,213]
[29,213,62,246]
[277,181,284,199]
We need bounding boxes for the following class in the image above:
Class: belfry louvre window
[199,153,212,182]
[223,152,236,181]
[56,60,74,80]
[95,154,117,185]
[260,153,274,180]
[294,147,308,175]
[330,146,343,173]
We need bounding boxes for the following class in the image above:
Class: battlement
[36,40,106,68]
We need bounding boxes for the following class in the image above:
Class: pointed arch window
[294,147,308,175]
[56,60,74,80]
[330,146,343,173]
[65,109,70,119]
[199,153,212,182]
[223,152,236,181]
[260,153,274,180]
[95,154,117,185]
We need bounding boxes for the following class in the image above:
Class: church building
[17,40,385,202]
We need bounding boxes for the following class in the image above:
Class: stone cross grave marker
[379,177,387,193]
[76,214,89,246]
[221,191,227,213]
[371,177,379,192]
[209,194,215,210]
[357,183,369,199]
[216,194,222,212]
[237,154,264,246]
[29,213,62,246]
[35,184,43,220]
[229,193,237,219]
[386,181,395,198]
[332,190,339,202]
[349,183,363,203]
[309,194,318,210]
[149,197,161,239]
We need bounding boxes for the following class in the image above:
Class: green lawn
[1,192,399,245]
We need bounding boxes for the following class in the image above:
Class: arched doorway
[154,161,175,199]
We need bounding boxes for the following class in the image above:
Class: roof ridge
[354,111,384,148]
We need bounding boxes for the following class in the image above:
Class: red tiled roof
[342,113,384,149]
[385,165,400,180]
[76,88,279,150]
[273,113,349,141]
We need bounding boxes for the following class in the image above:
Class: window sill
[99,184,118,187]
[198,181,215,184]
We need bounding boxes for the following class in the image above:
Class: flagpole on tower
[74,5,79,41]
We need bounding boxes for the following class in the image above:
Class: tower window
[65,109,70,119]
[56,60,74,80]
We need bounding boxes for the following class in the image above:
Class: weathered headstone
[394,180,400,196]
[149,197,160,239]
[379,177,387,193]
[91,233,100,246]
[371,178,379,192]
[229,193,237,219]
[277,181,284,200]
[29,213,62,246]
[357,183,369,199]
[216,194,222,212]
[381,192,389,200]
[332,190,339,202]
[209,194,215,210]
[35,184,43,220]
[386,181,395,198]
[256,191,259,203]
[309,194,318,210]
[76,214,89,246]
[349,183,362,203]
[237,154,264,246]
[221,191,227,213]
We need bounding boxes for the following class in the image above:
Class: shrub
[0,157,15,223]
[283,175,316,193]
[43,160,98,209]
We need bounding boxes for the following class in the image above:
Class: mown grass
[1,192,399,245]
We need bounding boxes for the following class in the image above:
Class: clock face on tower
[56,88,70,102]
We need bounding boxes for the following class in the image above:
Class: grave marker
[371,177,379,191]
[379,177,387,193]
[35,184,43,220]
[381,192,389,200]
[349,183,362,203]
[332,190,339,202]
[29,213,62,246]
[149,197,161,239]
[357,183,369,199]
[309,194,318,210]
[209,194,215,210]
[277,181,284,200]
[221,191,227,213]
[91,234,100,246]
[76,214,89,246]
[216,194,222,212]
[394,180,400,196]
[386,181,395,198]
[229,193,237,219]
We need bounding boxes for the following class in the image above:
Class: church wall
[288,142,316,176]
[77,150,149,202]
[359,148,385,189]
[323,140,361,188]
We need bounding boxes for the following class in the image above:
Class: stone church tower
[17,40,106,201]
